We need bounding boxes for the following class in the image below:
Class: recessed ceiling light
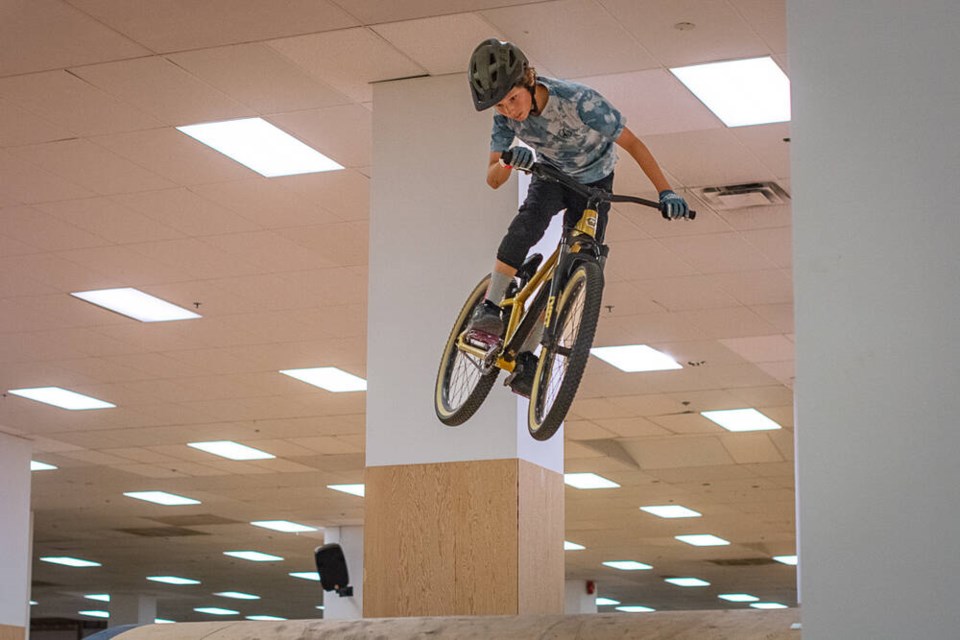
[700,408,782,432]
[71,288,201,323]
[773,555,798,565]
[616,605,656,613]
[590,345,682,372]
[640,505,702,519]
[563,473,620,489]
[665,577,711,587]
[246,615,287,621]
[675,534,731,547]
[154,619,175,624]
[670,56,790,127]
[564,541,585,551]
[123,491,201,506]
[602,560,652,571]
[188,441,275,461]
[147,576,200,585]
[31,461,58,471]
[223,551,283,562]
[41,557,101,568]
[250,520,318,533]
[719,593,760,602]
[177,117,343,177]
[9,387,115,411]
[30,601,38,606]
[289,572,321,581]
[83,594,110,602]
[214,592,260,600]
[751,602,788,610]
[194,607,238,616]
[315,605,325,610]
[280,367,367,392]
[327,484,365,497]
[596,597,620,606]
[78,610,109,618]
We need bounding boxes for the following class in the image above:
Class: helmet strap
[527,83,541,116]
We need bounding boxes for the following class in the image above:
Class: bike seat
[516,253,543,284]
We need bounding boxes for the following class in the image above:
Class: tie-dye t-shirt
[489,76,625,184]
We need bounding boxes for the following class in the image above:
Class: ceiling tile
[167,44,352,114]
[191,179,341,230]
[620,435,735,469]
[64,0,360,52]
[642,128,776,188]
[267,104,372,169]
[728,0,787,54]
[605,238,698,281]
[674,307,779,340]
[269,28,427,103]
[36,197,186,244]
[657,232,778,274]
[634,275,740,311]
[0,149,93,204]
[720,334,794,363]
[599,0,771,67]
[8,139,175,195]
[110,188,262,238]
[0,97,74,147]
[482,0,659,77]
[730,122,791,179]
[719,433,784,464]
[333,0,535,24]
[702,270,792,306]
[372,13,503,76]
[0,205,109,251]
[0,0,148,75]
[271,170,370,222]
[71,57,254,126]
[740,226,791,268]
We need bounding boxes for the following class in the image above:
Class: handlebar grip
[500,149,514,165]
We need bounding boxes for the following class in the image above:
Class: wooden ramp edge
[111,609,800,639]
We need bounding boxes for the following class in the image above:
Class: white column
[321,526,363,620]
[0,432,31,634]
[789,1,960,638]
[366,72,561,472]
[109,594,156,626]
[564,580,597,614]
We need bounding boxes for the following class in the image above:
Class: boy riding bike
[466,39,693,394]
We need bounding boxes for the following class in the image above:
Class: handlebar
[500,149,696,219]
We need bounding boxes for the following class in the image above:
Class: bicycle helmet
[468,39,529,111]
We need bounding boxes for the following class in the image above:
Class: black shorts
[496,172,614,270]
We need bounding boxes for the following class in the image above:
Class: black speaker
[314,543,353,597]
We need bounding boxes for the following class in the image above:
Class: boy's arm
[615,126,672,193]
[487,151,512,189]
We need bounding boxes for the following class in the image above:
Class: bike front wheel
[434,275,500,426]
[528,261,603,441]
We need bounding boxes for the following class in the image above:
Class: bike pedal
[465,329,502,350]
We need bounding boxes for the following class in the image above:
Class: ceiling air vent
[696,182,790,209]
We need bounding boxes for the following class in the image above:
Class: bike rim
[442,344,486,413]
[534,271,587,424]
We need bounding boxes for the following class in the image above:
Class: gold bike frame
[453,208,600,373]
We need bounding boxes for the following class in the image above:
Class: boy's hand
[504,146,534,170]
[658,190,691,220]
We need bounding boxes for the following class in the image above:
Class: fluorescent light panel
[247,615,287,621]
[31,461,58,471]
[327,484,365,497]
[670,56,790,127]
[719,593,760,603]
[9,387,114,410]
[280,367,367,392]
[665,577,711,587]
[603,560,652,571]
[251,520,318,533]
[675,534,730,547]
[590,345,682,372]
[617,606,655,613]
[147,576,200,585]
[563,473,620,489]
[640,505,701,519]
[214,592,260,600]
[701,408,782,432]
[177,118,343,177]
[289,572,321,581]
[78,610,109,618]
[188,441,275,461]
[41,556,101,568]
[774,555,798,565]
[751,602,788,610]
[124,491,200,506]
[84,594,110,602]
[154,619,175,624]
[71,288,200,323]
[194,607,238,616]
[564,541,585,551]
[224,551,283,562]
[596,597,620,606]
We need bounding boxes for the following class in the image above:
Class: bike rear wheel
[435,275,500,426]
[528,261,603,441]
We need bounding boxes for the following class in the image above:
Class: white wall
[789,1,960,637]
[0,432,32,629]
[321,526,363,620]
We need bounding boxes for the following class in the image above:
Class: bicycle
[434,149,695,441]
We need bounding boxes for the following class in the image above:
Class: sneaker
[466,299,504,337]
[506,351,538,398]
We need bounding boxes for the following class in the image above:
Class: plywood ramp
[0,625,24,640]
[108,610,800,639]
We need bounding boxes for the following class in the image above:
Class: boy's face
[494,86,533,121]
